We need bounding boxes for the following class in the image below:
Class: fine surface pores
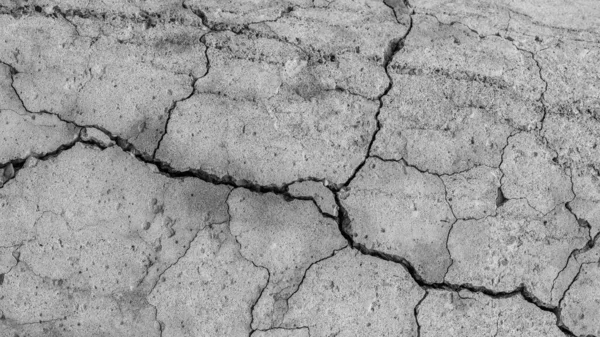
[1,0,599,336]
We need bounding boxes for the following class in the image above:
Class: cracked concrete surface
[0,0,599,336]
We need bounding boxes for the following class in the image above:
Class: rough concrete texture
[560,263,600,337]
[148,222,268,337]
[446,199,588,306]
[441,165,501,220]
[287,180,339,217]
[252,328,310,337]
[340,157,455,283]
[418,290,564,336]
[282,248,425,336]
[371,13,544,175]
[0,0,599,336]
[228,189,347,329]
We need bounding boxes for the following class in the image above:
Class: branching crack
[338,4,414,189]
[332,179,582,336]
[152,58,209,159]
[1,3,595,337]
[279,245,348,326]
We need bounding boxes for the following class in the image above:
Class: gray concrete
[0,0,599,336]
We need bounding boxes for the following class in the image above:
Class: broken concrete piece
[148,222,268,337]
[287,180,338,217]
[0,62,27,114]
[418,290,564,337]
[282,248,425,336]
[341,157,454,283]
[228,188,346,329]
[501,132,574,214]
[441,166,501,219]
[446,199,588,305]
[0,109,79,164]
[81,127,114,147]
[0,163,15,187]
[372,14,543,175]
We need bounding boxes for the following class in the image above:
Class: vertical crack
[511,45,549,130]
[338,1,414,189]
[414,291,428,337]
[152,39,212,159]
[495,187,508,208]
[248,265,271,336]
[279,245,348,326]
[440,178,458,280]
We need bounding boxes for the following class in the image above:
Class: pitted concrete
[0,0,599,336]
